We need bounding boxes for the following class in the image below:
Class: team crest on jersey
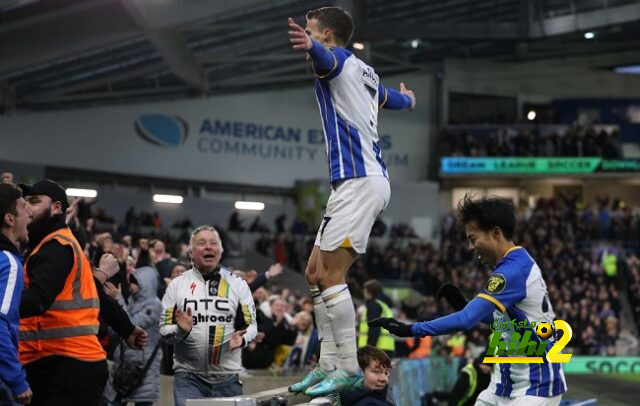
[486,274,506,294]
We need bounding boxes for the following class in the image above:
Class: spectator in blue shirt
[0,183,32,405]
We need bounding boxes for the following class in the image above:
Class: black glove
[368,317,414,337]
[437,283,468,311]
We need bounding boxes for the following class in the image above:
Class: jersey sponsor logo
[190,282,197,295]
[486,274,506,294]
[183,298,233,326]
[483,320,573,364]
[183,298,231,312]
[585,359,640,373]
[193,313,233,325]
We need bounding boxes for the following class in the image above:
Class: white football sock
[310,284,338,372]
[321,284,359,375]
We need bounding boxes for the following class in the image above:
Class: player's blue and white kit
[411,246,565,405]
[478,246,566,400]
[312,45,390,182]
[307,39,411,253]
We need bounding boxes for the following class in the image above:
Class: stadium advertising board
[0,75,431,188]
[562,356,640,374]
[441,157,640,175]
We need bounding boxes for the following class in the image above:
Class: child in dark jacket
[336,346,395,406]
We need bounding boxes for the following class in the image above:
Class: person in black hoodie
[337,346,395,406]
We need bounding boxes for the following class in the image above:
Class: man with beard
[17,179,108,406]
[0,183,32,405]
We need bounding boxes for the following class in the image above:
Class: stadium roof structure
[2,0,640,112]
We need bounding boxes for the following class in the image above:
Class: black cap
[19,179,69,211]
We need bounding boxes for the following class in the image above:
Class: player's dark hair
[306,7,354,46]
[364,279,383,298]
[0,183,22,228]
[457,193,517,240]
[358,345,392,371]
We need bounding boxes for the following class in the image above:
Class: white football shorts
[314,176,390,254]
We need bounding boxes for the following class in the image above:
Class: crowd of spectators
[256,194,639,358]
[6,171,636,370]
[55,199,320,374]
[440,125,621,158]
[0,173,317,379]
[70,187,640,361]
[624,253,640,344]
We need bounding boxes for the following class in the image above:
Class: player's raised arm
[287,17,346,78]
[378,81,416,111]
[288,17,313,51]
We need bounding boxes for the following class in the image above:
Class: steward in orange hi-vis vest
[19,179,108,406]
[19,227,105,363]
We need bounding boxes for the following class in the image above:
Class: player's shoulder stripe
[477,293,506,313]
[315,46,352,80]
[503,245,523,257]
[500,247,534,267]
[327,46,351,58]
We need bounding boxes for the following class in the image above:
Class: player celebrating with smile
[286,6,416,397]
[370,194,566,405]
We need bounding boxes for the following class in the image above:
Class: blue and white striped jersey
[0,250,22,324]
[0,247,28,395]
[312,46,390,184]
[479,246,567,398]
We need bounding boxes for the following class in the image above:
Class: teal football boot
[289,367,328,393]
[304,369,364,397]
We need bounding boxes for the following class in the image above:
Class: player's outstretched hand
[437,283,468,311]
[288,17,312,51]
[368,317,414,337]
[399,82,416,111]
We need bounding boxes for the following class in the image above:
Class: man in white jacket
[160,225,257,406]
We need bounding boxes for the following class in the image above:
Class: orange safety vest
[19,227,105,364]
[406,336,431,359]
